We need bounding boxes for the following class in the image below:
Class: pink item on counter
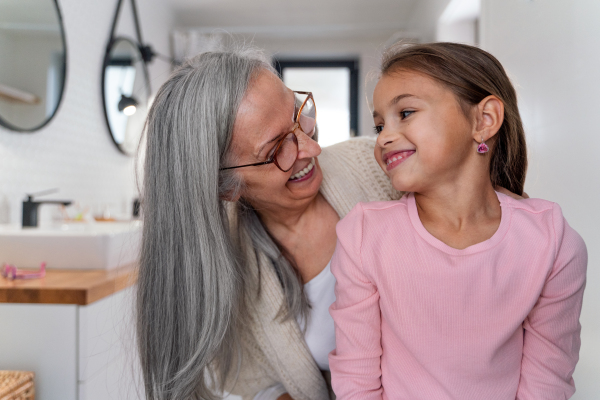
[1,262,46,280]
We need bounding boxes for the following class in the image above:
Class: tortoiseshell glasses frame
[220,91,316,173]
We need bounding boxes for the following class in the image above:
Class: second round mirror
[102,37,149,156]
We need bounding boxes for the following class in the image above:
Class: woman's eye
[400,110,415,120]
[266,143,279,160]
[373,125,384,135]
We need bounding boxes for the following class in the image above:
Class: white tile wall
[481,1,600,398]
[0,0,173,225]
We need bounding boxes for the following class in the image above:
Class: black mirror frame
[101,35,150,156]
[101,0,152,156]
[0,0,68,133]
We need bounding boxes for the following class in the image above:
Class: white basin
[0,221,142,270]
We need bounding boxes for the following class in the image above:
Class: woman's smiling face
[230,69,323,211]
[372,69,476,193]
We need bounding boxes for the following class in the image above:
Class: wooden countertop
[0,265,137,305]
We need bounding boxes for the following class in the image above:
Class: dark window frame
[274,59,359,137]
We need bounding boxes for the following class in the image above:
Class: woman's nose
[295,126,322,159]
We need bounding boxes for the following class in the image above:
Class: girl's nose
[295,125,322,159]
[376,127,397,148]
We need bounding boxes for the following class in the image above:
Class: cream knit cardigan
[226,137,401,400]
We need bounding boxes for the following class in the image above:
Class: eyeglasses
[221,91,316,172]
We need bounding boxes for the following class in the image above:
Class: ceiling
[170,0,419,39]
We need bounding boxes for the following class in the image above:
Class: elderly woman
[136,47,520,400]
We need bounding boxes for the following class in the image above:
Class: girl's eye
[373,125,384,135]
[400,110,415,120]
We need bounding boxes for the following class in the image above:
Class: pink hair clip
[1,262,46,280]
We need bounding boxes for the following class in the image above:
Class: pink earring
[477,136,489,154]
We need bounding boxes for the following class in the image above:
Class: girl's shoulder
[498,192,587,259]
[499,192,556,213]
[499,192,564,231]
[336,197,410,240]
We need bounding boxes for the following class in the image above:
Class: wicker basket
[0,371,35,400]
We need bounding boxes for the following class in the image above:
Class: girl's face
[373,70,478,193]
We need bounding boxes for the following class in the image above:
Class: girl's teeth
[387,155,404,165]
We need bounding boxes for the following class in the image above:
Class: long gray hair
[137,47,309,400]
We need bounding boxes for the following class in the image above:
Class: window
[275,60,358,147]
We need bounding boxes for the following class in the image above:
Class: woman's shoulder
[318,137,402,217]
[319,136,379,165]
[322,135,376,150]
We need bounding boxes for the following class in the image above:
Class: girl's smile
[383,149,415,171]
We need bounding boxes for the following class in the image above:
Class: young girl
[328,42,587,400]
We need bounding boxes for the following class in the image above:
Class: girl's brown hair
[381,42,527,195]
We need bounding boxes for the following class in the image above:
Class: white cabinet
[0,287,142,400]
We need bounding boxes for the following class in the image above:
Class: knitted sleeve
[319,137,402,217]
[225,327,279,400]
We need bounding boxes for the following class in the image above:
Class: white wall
[480,1,600,397]
[436,19,477,45]
[435,0,479,45]
[406,0,452,41]
[0,0,173,225]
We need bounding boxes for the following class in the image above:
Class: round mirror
[102,37,149,156]
[0,0,67,132]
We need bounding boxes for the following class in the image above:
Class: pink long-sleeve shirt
[329,192,587,400]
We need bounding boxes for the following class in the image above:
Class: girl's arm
[329,204,383,400]
[517,204,587,399]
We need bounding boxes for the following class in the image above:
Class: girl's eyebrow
[389,93,415,107]
[373,93,416,118]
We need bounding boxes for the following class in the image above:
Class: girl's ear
[474,95,504,142]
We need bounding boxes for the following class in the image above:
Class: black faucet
[22,190,72,227]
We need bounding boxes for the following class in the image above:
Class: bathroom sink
[0,221,142,270]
